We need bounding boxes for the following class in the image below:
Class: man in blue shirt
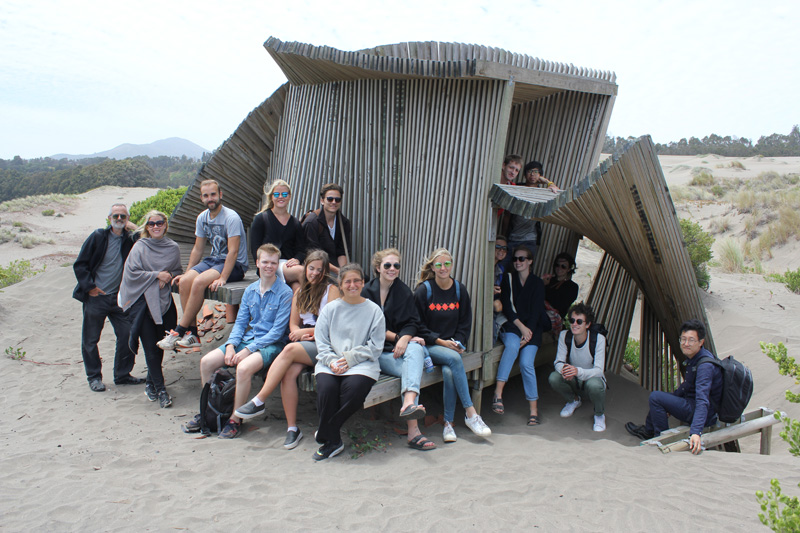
[626,319,723,454]
[183,243,292,439]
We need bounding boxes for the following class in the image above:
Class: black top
[499,270,545,346]
[413,280,471,346]
[72,227,136,303]
[302,209,352,263]
[544,278,579,317]
[249,209,306,265]
[361,277,420,353]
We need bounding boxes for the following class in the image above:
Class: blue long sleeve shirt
[226,278,293,352]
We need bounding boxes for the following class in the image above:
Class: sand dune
[1,171,799,531]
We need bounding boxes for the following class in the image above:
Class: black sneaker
[313,441,344,461]
[625,422,654,441]
[182,414,202,433]
[234,400,266,420]
[144,383,157,402]
[283,429,303,450]
[158,390,172,408]
[115,375,146,385]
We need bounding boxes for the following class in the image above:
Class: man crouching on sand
[625,319,723,454]
[182,244,293,438]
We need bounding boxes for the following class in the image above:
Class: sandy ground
[1,166,800,531]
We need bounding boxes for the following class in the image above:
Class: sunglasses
[146,220,166,228]
[272,191,289,198]
[555,263,570,269]
[513,256,530,262]
[111,214,128,220]
[568,318,585,325]
[495,245,508,251]
[433,261,452,269]
[325,196,342,203]
[383,262,401,270]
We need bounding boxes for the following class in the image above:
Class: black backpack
[564,323,608,364]
[698,355,753,423]
[199,369,237,435]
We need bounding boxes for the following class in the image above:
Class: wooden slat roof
[490,136,714,362]
[263,37,617,104]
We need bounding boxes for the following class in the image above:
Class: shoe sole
[284,432,304,450]
[314,443,344,461]
[443,434,457,443]
[157,341,178,350]
[144,390,157,402]
[234,407,266,420]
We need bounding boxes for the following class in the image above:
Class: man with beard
[158,180,249,350]
[73,203,144,391]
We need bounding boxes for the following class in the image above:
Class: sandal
[527,414,541,426]
[408,434,436,451]
[492,396,505,415]
[399,404,427,420]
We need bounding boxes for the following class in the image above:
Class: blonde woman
[235,250,340,449]
[249,179,306,289]
[414,248,491,442]
[118,210,182,408]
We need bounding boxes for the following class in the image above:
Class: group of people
[74,163,726,460]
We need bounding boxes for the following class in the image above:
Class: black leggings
[139,300,177,392]
[316,373,376,445]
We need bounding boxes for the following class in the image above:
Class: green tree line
[0,155,203,203]
[604,125,800,157]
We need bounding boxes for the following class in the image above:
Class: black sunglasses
[513,256,530,262]
[146,220,166,228]
[568,318,585,325]
[495,245,508,251]
[325,196,342,203]
[111,214,128,220]
[383,262,401,270]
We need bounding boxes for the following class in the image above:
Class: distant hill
[51,137,208,160]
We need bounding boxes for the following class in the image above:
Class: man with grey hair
[73,203,144,391]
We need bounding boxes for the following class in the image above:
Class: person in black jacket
[302,183,352,276]
[72,203,143,392]
[362,248,435,451]
[492,245,547,426]
[249,179,306,290]
[541,252,580,335]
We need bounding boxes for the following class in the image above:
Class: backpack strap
[565,331,598,364]
[199,381,211,436]
[424,279,461,303]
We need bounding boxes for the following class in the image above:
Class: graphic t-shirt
[195,206,248,268]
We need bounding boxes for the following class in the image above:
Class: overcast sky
[1,0,798,159]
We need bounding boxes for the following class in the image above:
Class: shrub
[14,235,54,249]
[0,228,13,244]
[129,187,188,226]
[717,237,745,273]
[767,268,800,294]
[689,170,715,187]
[709,216,731,234]
[41,209,55,216]
[730,160,746,170]
[624,338,640,373]
[680,218,714,289]
[0,259,44,288]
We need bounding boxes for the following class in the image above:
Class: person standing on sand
[157,179,249,351]
[73,203,145,392]
[625,319,723,454]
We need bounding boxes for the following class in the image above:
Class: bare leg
[199,347,225,384]
[400,390,420,412]
[281,363,306,428]
[253,344,308,402]
[231,353,264,422]
[529,399,538,418]
[494,380,507,400]
[178,269,219,329]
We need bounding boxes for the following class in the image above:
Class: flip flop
[407,434,436,451]
[399,404,427,420]
[492,396,504,415]
[527,414,541,426]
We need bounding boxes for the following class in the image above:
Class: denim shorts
[233,340,285,371]
[192,257,245,282]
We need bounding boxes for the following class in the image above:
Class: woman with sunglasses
[493,236,509,342]
[362,248,435,451]
[234,250,340,449]
[492,245,547,426]
[313,263,384,460]
[249,179,306,289]
[118,210,182,408]
[541,252,579,334]
[414,248,491,443]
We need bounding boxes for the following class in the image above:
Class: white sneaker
[464,414,492,438]
[176,332,201,348]
[443,422,457,443]
[560,398,582,418]
[593,414,606,432]
[156,330,181,350]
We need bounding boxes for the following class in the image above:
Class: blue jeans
[645,391,714,435]
[498,331,540,401]
[427,345,474,423]
[378,341,424,398]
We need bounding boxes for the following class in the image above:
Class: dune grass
[718,237,746,273]
[0,194,77,213]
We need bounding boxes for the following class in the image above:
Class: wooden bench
[170,272,257,305]
[638,407,781,455]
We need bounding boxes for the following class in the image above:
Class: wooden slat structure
[168,37,706,397]
[490,137,714,390]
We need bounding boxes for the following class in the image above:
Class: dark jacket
[499,270,546,347]
[413,279,471,347]
[544,278,579,318]
[249,209,306,265]
[302,209,352,263]
[72,227,136,303]
[675,347,724,435]
[361,277,420,353]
